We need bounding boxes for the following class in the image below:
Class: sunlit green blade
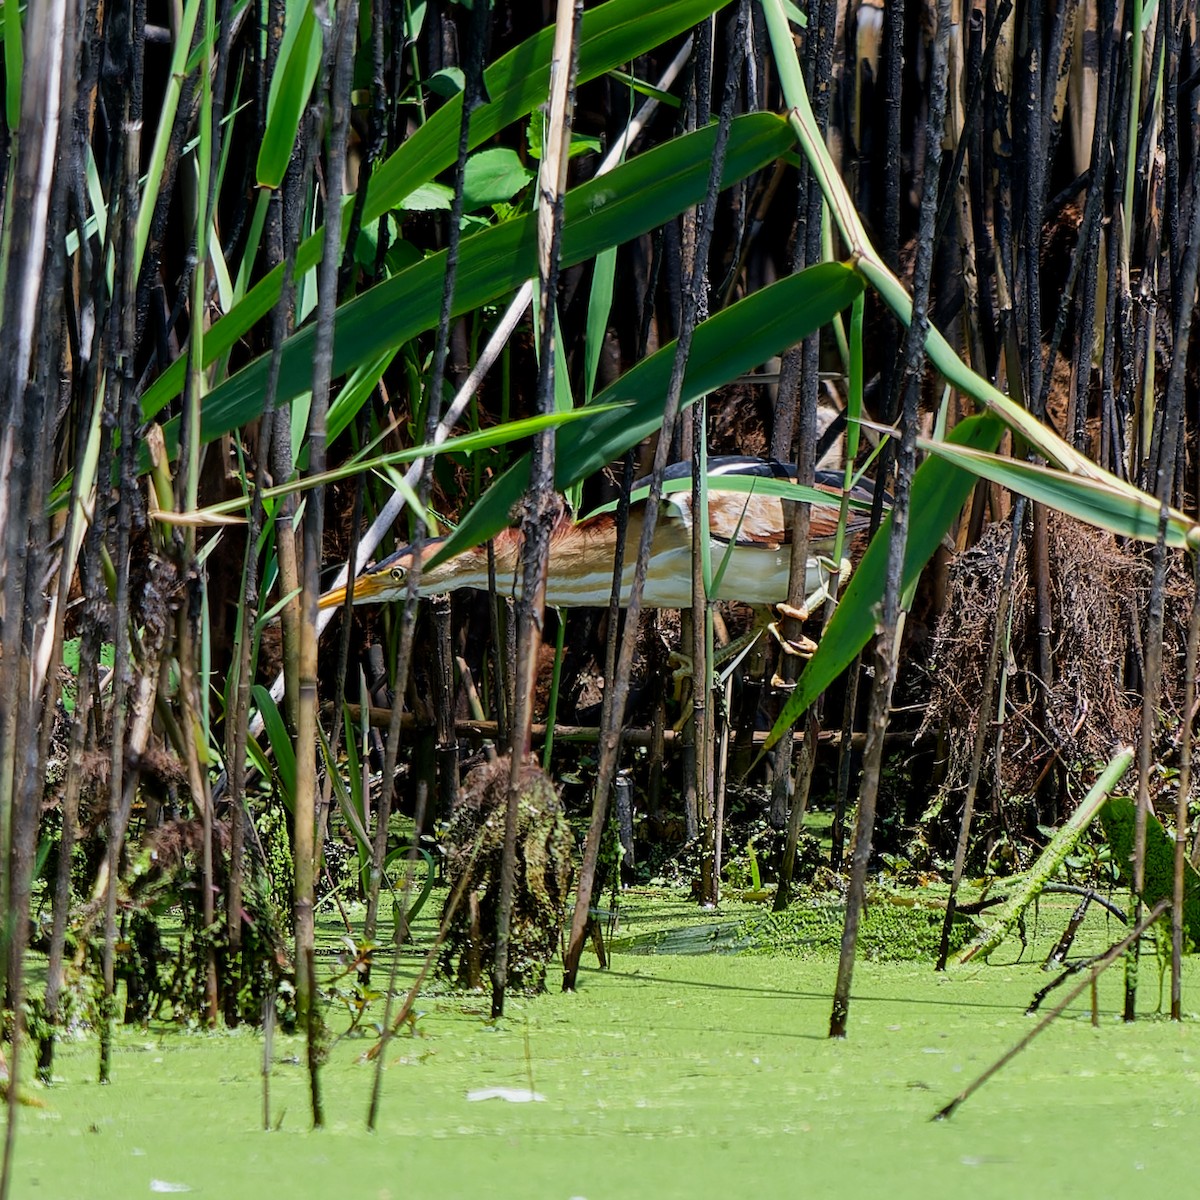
[4,0,22,130]
[762,0,1183,558]
[252,684,297,805]
[761,413,1007,752]
[140,0,726,422]
[918,439,1200,550]
[178,403,629,521]
[257,0,323,188]
[431,262,864,569]
[583,471,875,519]
[584,246,618,404]
[151,113,793,460]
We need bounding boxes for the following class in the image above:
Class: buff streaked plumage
[319,457,876,611]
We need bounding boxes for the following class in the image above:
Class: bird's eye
[391,566,405,582]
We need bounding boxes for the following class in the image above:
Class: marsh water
[13,890,1199,1199]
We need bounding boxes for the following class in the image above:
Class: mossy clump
[438,757,574,994]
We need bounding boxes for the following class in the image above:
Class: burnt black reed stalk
[432,594,460,814]
[315,415,372,900]
[1013,1,1055,743]
[693,5,750,909]
[1068,2,1118,453]
[930,0,1014,261]
[337,0,388,291]
[132,69,197,350]
[829,0,950,1040]
[688,0,718,909]
[1161,0,1183,295]
[1132,127,1200,1021]
[98,0,146,1081]
[492,0,582,1017]
[768,0,830,858]
[222,0,269,1028]
[561,16,741,990]
[691,399,716,898]
[0,7,74,1184]
[965,7,999,379]
[595,452,637,843]
[828,0,905,875]
[269,150,313,735]
[634,238,667,814]
[866,0,904,540]
[487,545,510,745]
[936,498,1028,970]
[830,660,861,870]
[1039,0,1077,168]
[1099,29,1133,479]
[1035,137,1116,425]
[675,38,704,846]
[185,0,236,1034]
[362,0,489,953]
[1172,553,1200,1019]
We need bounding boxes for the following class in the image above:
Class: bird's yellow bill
[317,571,399,610]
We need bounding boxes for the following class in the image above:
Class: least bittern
[320,457,876,653]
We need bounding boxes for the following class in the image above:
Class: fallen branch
[934,898,1169,1121]
[956,747,1133,965]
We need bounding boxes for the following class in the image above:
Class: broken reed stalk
[99,57,145,1082]
[767,0,831,839]
[365,820,490,1129]
[956,746,1134,966]
[1174,553,1200,1019]
[561,32,739,989]
[936,498,1027,969]
[830,0,952,1039]
[934,899,1169,1122]
[493,0,580,1018]
[336,705,899,751]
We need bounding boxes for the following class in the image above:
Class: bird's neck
[415,527,526,596]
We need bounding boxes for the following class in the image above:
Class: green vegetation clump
[611,891,976,962]
[740,895,975,962]
[438,757,574,994]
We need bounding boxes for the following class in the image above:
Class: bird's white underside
[436,541,841,609]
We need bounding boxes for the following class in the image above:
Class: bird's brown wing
[705,489,788,547]
[706,483,871,549]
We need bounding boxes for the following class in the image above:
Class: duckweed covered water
[611,892,975,960]
[12,890,1200,1199]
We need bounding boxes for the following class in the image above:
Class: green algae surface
[12,891,1200,1200]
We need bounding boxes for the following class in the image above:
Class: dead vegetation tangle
[925,513,1194,802]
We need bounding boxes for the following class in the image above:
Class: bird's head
[318,543,434,610]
